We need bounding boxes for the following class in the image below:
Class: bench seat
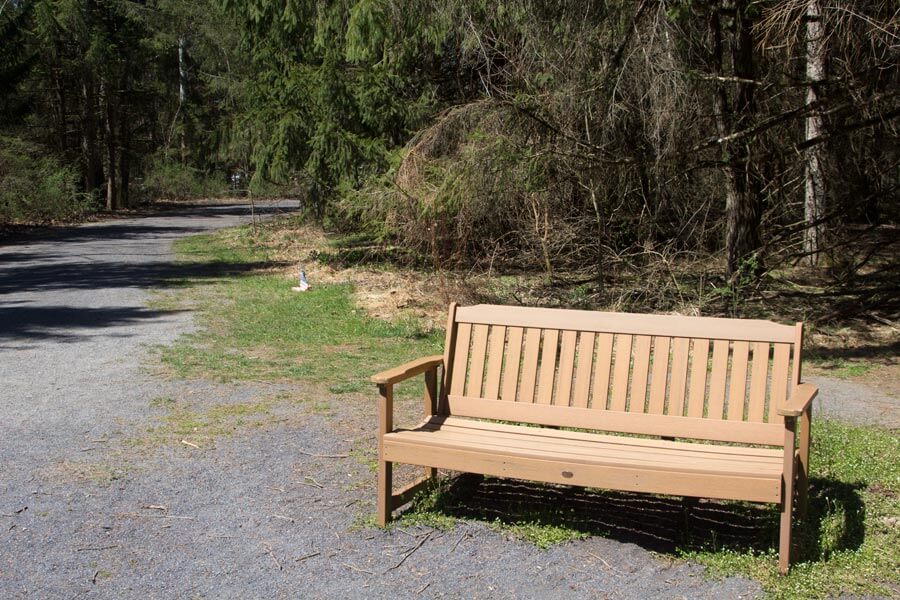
[385,416,783,503]
[373,303,817,573]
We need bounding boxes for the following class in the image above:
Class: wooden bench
[371,303,817,573]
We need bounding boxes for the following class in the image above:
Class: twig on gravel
[386,532,432,572]
[91,570,99,584]
[180,440,200,449]
[295,551,321,563]
[345,499,359,507]
[295,477,323,488]
[270,514,295,523]
[115,512,194,520]
[76,545,119,552]
[296,449,349,459]
[587,551,620,573]
[450,532,468,553]
[262,543,282,571]
[417,582,431,594]
[344,562,374,575]
[79,447,97,452]
[141,505,167,511]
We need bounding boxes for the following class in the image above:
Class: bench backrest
[440,304,803,446]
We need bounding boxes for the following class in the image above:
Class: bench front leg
[377,383,394,526]
[375,359,442,526]
[779,416,797,575]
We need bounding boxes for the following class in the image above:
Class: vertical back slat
[483,326,506,400]
[728,341,750,420]
[555,331,578,406]
[466,324,489,397]
[500,327,524,401]
[609,334,633,411]
[686,339,710,418]
[648,337,671,415]
[537,330,560,405]
[572,332,596,408]
[591,333,614,409]
[707,340,730,419]
[768,343,791,422]
[518,328,542,403]
[629,335,652,412]
[668,338,690,416]
[747,341,770,422]
[450,323,472,397]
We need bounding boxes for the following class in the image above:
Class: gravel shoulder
[1,203,893,598]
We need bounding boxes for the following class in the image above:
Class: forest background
[1,0,897,321]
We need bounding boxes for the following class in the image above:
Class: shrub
[0,136,97,224]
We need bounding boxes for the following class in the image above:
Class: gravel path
[0,203,891,599]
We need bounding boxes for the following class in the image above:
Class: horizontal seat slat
[431,416,783,459]
[383,440,782,503]
[405,421,782,472]
[447,395,784,446]
[455,305,796,343]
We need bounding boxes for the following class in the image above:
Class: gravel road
[0,202,892,599]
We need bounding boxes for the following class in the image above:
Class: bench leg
[779,473,795,575]
[377,459,393,526]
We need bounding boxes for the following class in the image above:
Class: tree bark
[803,0,827,266]
[81,79,103,194]
[710,1,762,279]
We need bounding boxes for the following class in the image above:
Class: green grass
[809,357,875,379]
[157,224,442,394]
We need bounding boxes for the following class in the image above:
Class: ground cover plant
[157,216,899,599]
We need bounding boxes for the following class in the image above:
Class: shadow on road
[0,305,188,346]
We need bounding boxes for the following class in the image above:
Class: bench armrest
[371,355,443,385]
[777,383,818,417]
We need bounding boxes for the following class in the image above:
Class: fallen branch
[295,551,321,563]
[180,440,200,449]
[262,543,282,571]
[296,449,349,459]
[386,532,431,572]
[77,545,119,552]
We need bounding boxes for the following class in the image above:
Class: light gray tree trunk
[803,0,826,265]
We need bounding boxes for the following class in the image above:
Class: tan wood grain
[727,341,751,421]
[629,335,652,413]
[668,338,690,416]
[555,330,578,406]
[467,324,489,397]
[537,329,560,405]
[591,333,614,409]
[455,304,795,342]
[609,334,633,411]
[686,339,710,418]
[449,322,472,397]
[483,325,506,400]
[501,327,524,401]
[648,337,671,415]
[518,328,542,403]
[747,342,770,422]
[768,343,791,422]
[707,340,730,419]
[572,332,596,408]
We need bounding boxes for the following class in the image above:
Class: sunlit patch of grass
[157,225,442,397]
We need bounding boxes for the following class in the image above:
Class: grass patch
[157,222,442,396]
[136,397,280,448]
[808,357,876,379]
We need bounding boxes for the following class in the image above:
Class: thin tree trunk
[178,36,188,164]
[101,79,118,211]
[81,79,102,194]
[803,0,826,266]
[711,1,762,279]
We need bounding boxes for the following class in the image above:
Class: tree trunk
[710,1,762,279]
[178,36,188,164]
[81,80,103,194]
[101,79,118,211]
[803,0,826,266]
